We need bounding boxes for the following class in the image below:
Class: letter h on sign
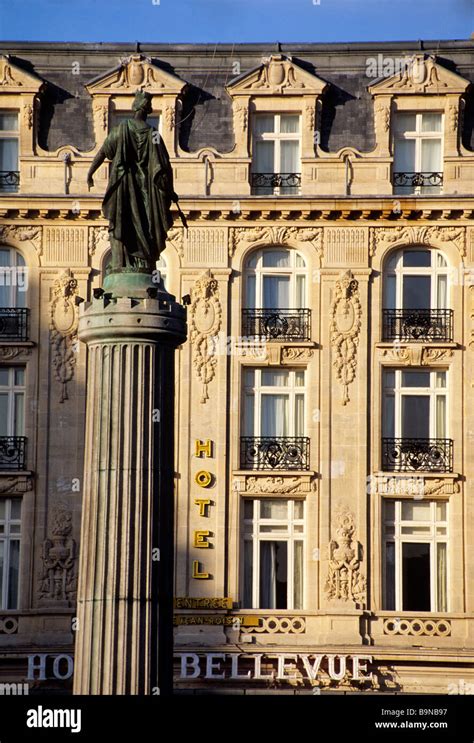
[195,439,212,458]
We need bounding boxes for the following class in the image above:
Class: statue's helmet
[132,90,153,112]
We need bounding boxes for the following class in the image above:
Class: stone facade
[0,39,473,694]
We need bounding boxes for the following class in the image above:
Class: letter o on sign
[195,470,212,488]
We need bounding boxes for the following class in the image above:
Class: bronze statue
[87,90,186,273]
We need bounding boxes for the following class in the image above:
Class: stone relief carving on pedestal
[325,505,366,606]
[189,270,222,403]
[330,270,362,405]
[38,502,77,605]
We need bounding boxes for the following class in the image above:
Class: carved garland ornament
[325,505,366,606]
[49,270,79,403]
[230,226,322,257]
[330,270,362,405]
[189,270,222,404]
[370,226,466,258]
[0,225,42,255]
[38,502,77,605]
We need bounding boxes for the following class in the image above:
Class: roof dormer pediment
[85,54,186,96]
[368,55,470,96]
[226,54,327,97]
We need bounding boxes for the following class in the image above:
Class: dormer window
[251,114,301,195]
[393,113,443,195]
[0,112,19,193]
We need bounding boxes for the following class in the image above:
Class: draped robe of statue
[101,118,174,271]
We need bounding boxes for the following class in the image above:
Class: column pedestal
[73,274,186,695]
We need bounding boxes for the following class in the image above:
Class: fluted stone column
[73,273,186,695]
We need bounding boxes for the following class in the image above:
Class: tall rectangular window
[0,112,19,193]
[393,112,443,194]
[252,114,300,194]
[243,499,304,609]
[242,368,305,437]
[383,369,447,439]
[0,498,21,609]
[383,500,448,612]
[0,367,25,437]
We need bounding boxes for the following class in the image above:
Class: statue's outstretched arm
[87,146,107,190]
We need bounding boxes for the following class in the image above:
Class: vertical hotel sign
[192,439,213,579]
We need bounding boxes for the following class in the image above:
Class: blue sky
[0,0,472,44]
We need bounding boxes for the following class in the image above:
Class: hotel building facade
[0,38,473,694]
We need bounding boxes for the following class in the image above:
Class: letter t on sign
[195,439,212,458]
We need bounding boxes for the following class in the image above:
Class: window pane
[436,395,446,438]
[254,140,274,173]
[382,393,394,438]
[437,275,447,308]
[0,113,18,131]
[280,140,299,173]
[383,370,395,389]
[263,275,289,308]
[436,502,447,521]
[384,500,395,522]
[401,526,431,535]
[0,540,3,607]
[247,252,259,269]
[295,253,306,268]
[437,252,447,268]
[262,249,290,268]
[396,113,416,132]
[243,540,253,607]
[246,274,256,309]
[403,276,431,309]
[0,394,8,437]
[261,370,288,386]
[402,395,429,438]
[260,499,288,520]
[7,539,19,609]
[421,113,442,132]
[261,395,289,436]
[244,369,255,387]
[295,371,305,387]
[394,138,416,171]
[294,500,304,519]
[244,500,253,520]
[259,541,287,609]
[0,140,18,171]
[402,542,431,611]
[254,115,275,134]
[280,115,299,133]
[401,501,430,521]
[401,371,430,387]
[437,543,447,611]
[10,499,21,521]
[0,501,5,520]
[403,250,431,268]
[14,393,24,437]
[296,275,306,307]
[260,525,287,532]
[294,541,303,609]
[385,541,395,610]
[385,274,396,309]
[243,392,254,437]
[14,369,24,387]
[421,139,442,172]
[295,394,304,437]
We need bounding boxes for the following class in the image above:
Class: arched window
[0,248,26,308]
[243,248,309,341]
[383,248,452,342]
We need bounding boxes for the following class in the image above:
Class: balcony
[382,438,453,473]
[393,171,443,194]
[0,309,29,342]
[382,309,453,343]
[251,172,301,195]
[0,171,20,193]
[240,436,310,471]
[242,308,310,342]
[0,437,27,471]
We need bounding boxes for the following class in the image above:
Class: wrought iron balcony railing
[0,171,20,192]
[0,308,29,341]
[382,438,453,473]
[240,436,310,471]
[242,308,311,342]
[383,309,453,343]
[393,171,443,190]
[0,437,27,471]
[251,172,301,194]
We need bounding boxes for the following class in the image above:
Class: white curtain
[260,542,277,609]
[294,541,303,609]
[437,543,447,612]
[263,276,289,308]
[262,394,289,436]
[436,396,446,438]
